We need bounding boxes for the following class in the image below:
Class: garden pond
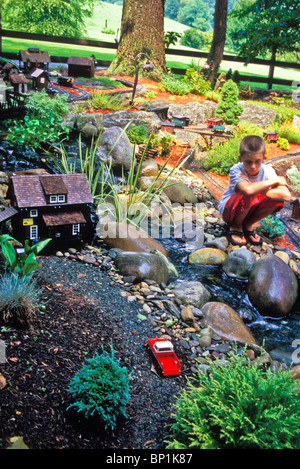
[0,138,300,366]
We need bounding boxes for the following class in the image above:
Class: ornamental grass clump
[67,345,131,430]
[166,350,300,449]
[0,273,42,328]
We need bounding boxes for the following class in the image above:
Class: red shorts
[222,191,284,225]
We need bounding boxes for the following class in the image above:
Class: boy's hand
[271,176,288,187]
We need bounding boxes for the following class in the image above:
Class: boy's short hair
[239,135,265,157]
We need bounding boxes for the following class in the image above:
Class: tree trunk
[108,0,165,80]
[207,0,228,85]
[267,45,277,90]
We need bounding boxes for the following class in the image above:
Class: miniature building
[5,73,28,94]
[67,56,95,78]
[29,68,50,90]
[7,173,94,246]
[19,48,51,72]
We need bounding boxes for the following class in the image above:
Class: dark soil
[0,256,191,450]
[271,154,300,198]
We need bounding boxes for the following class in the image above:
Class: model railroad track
[265,150,300,165]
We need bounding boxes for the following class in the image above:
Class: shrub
[166,350,300,449]
[0,273,42,328]
[66,345,131,430]
[126,123,150,144]
[215,79,244,125]
[277,137,290,151]
[183,67,211,96]
[278,126,300,144]
[256,214,285,239]
[180,28,205,49]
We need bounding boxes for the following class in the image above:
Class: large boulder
[222,247,257,279]
[173,280,211,308]
[76,112,103,138]
[168,102,208,125]
[102,110,161,132]
[247,253,298,318]
[162,180,198,204]
[238,102,279,127]
[114,251,169,285]
[98,221,168,257]
[201,302,257,344]
[96,126,135,171]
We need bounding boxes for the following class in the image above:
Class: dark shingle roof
[11,174,93,208]
[42,211,86,226]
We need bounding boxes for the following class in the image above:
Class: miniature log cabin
[67,56,95,78]
[29,68,50,90]
[19,48,51,72]
[7,173,94,246]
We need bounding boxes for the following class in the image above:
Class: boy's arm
[236,177,291,202]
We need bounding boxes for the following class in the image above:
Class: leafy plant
[183,67,211,95]
[256,214,285,239]
[160,75,192,96]
[126,123,150,145]
[215,79,244,125]
[0,235,51,276]
[287,164,300,192]
[277,137,290,151]
[66,344,131,430]
[165,31,182,48]
[0,272,42,328]
[166,349,300,449]
[7,90,70,149]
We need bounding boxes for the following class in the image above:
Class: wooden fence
[1,29,299,89]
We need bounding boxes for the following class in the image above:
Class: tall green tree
[2,0,97,37]
[108,0,166,79]
[230,0,300,88]
[177,0,211,31]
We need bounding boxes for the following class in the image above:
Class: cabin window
[30,209,38,217]
[30,225,38,240]
[72,224,80,235]
[49,195,66,204]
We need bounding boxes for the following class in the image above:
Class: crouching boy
[218,135,291,246]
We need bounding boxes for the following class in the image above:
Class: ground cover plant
[6,90,70,150]
[166,350,300,449]
[67,344,131,430]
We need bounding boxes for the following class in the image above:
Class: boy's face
[239,152,265,177]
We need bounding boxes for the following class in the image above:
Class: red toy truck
[148,338,181,376]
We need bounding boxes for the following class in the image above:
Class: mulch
[0,257,189,450]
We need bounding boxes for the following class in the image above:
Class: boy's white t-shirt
[218,162,277,215]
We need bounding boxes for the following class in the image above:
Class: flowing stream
[1,138,300,365]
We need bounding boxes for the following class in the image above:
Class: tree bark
[268,45,277,90]
[108,0,165,80]
[207,0,228,84]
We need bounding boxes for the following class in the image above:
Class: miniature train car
[148,338,181,376]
